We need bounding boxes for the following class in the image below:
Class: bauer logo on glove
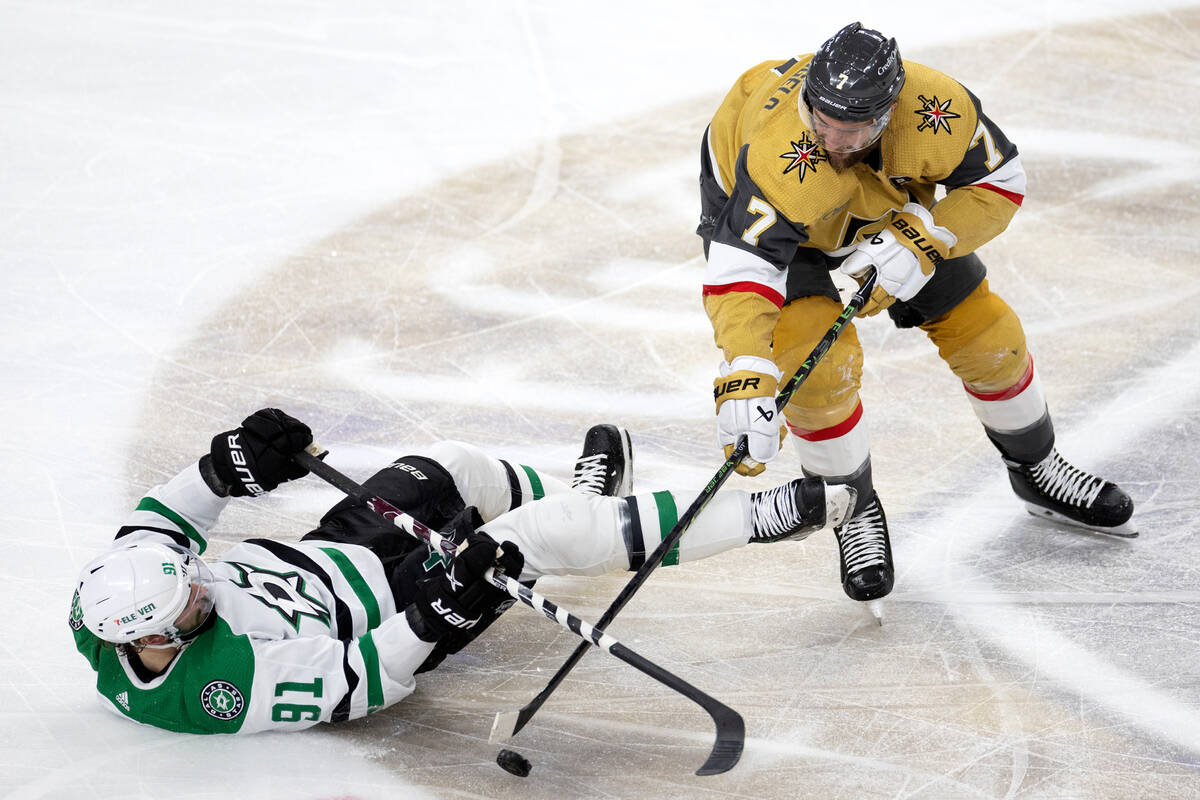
[890,215,947,266]
[713,374,767,400]
[840,202,958,316]
[222,433,264,496]
[713,355,785,476]
[203,408,313,498]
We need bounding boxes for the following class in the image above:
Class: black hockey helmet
[802,22,905,123]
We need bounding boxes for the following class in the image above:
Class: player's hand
[840,202,956,316]
[714,355,784,476]
[205,408,312,497]
[414,532,524,640]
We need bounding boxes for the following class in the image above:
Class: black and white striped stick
[493,268,880,740]
[292,447,744,777]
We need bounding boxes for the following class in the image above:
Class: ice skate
[1005,449,1136,537]
[571,424,633,496]
[834,493,894,602]
[749,477,855,543]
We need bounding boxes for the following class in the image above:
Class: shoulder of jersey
[890,60,980,154]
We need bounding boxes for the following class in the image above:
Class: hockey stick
[493,268,879,742]
[292,447,745,777]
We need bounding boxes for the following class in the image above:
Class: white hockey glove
[840,202,957,317]
[714,355,785,477]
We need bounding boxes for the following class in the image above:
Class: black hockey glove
[411,531,524,642]
[202,408,313,497]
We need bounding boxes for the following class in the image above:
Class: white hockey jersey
[69,462,436,734]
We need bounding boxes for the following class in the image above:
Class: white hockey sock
[481,490,753,581]
[965,355,1048,433]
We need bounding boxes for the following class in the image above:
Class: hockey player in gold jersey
[698,22,1135,606]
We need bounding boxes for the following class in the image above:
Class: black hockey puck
[496,748,532,777]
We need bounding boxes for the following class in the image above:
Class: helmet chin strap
[137,635,185,650]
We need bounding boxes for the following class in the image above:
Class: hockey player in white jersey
[71,409,854,734]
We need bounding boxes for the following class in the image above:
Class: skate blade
[865,600,884,626]
[1023,504,1138,538]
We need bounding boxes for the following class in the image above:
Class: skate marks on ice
[906,335,1200,737]
[128,8,1200,800]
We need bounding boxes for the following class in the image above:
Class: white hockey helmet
[76,542,214,646]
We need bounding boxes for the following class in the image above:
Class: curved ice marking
[908,335,1200,755]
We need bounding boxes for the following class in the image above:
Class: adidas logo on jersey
[115,691,130,711]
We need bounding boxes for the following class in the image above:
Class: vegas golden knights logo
[779,132,827,181]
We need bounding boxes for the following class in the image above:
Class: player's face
[173,583,212,633]
[133,583,212,649]
[810,108,888,153]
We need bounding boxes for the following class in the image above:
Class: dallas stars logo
[226,562,331,631]
[200,680,246,720]
[779,132,826,181]
[914,94,961,134]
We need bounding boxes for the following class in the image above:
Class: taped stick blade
[489,710,519,744]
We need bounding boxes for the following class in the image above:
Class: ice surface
[3,2,1199,798]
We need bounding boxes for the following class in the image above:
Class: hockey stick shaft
[293,448,745,776]
[495,269,878,740]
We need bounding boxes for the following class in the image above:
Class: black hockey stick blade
[490,573,745,775]
[698,718,746,777]
[609,641,745,776]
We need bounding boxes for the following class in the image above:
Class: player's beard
[828,148,871,172]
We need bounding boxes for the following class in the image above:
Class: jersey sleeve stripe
[702,280,785,308]
[132,497,206,550]
[318,547,381,629]
[975,182,1024,206]
[703,126,729,195]
[703,241,789,305]
[114,525,192,550]
[967,153,1026,205]
[358,631,385,712]
[650,491,681,567]
[331,642,360,722]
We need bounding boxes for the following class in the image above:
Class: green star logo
[69,591,85,631]
[226,562,331,631]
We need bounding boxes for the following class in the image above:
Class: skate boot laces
[1027,450,1105,508]
[571,454,610,495]
[837,501,889,572]
[750,483,802,541]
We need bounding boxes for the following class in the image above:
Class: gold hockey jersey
[698,55,1026,362]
